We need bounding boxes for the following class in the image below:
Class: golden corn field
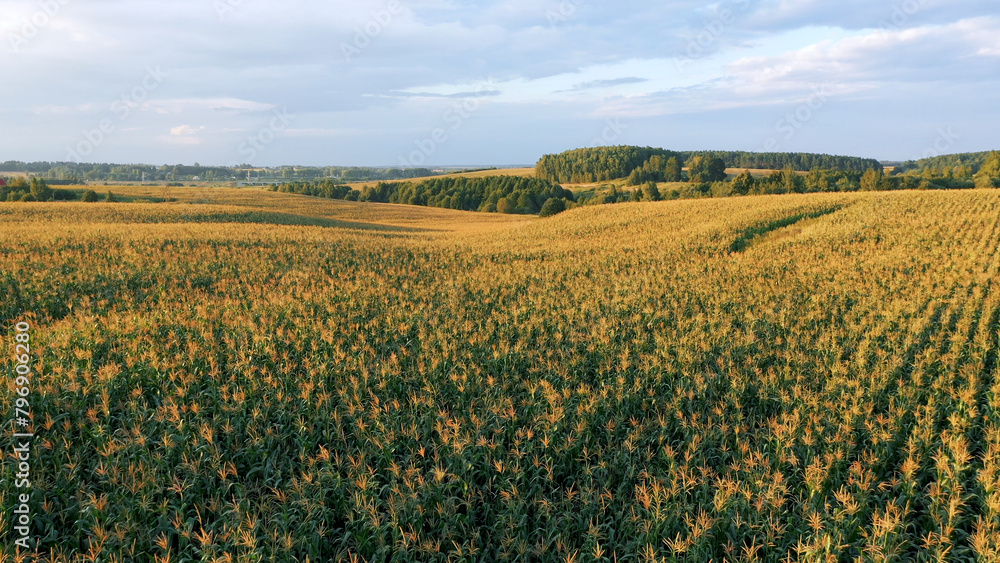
[3,188,1000,562]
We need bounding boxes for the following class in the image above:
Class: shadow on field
[168,211,427,232]
[729,205,843,253]
[0,207,427,233]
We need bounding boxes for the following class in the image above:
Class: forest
[535,146,883,183]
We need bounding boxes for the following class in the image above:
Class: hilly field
[2,189,1000,561]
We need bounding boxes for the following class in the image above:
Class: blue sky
[1,0,998,166]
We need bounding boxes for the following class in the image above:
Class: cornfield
[2,188,1000,561]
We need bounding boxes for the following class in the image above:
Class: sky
[0,0,998,167]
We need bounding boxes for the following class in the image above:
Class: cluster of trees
[0,177,72,202]
[81,190,118,202]
[677,151,880,173]
[687,156,729,184]
[889,151,1000,189]
[273,176,576,215]
[275,180,359,200]
[536,146,882,183]
[0,176,118,202]
[892,151,994,176]
[625,155,683,185]
[625,155,739,186]
[727,168,863,195]
[536,146,679,183]
[574,181,665,206]
[321,167,439,182]
[976,152,1000,187]
[581,161,1000,207]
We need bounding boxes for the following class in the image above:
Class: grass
[3,188,1000,561]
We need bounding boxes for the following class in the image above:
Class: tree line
[272,151,1000,218]
[887,150,1000,189]
[0,161,444,184]
[892,151,993,176]
[681,150,880,174]
[535,146,883,183]
[274,176,576,215]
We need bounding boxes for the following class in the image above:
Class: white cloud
[283,128,362,138]
[170,125,206,136]
[0,1,997,164]
[147,98,275,115]
[726,16,1000,94]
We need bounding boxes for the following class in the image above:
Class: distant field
[345,167,536,190]
[724,167,787,176]
[19,184,533,232]
[3,190,1000,560]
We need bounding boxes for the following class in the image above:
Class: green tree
[29,177,53,201]
[516,192,538,213]
[689,156,727,183]
[105,191,118,203]
[782,166,805,194]
[836,177,859,192]
[706,158,728,183]
[497,197,516,214]
[731,171,756,195]
[861,168,885,191]
[665,157,682,182]
[82,190,99,202]
[642,181,662,201]
[805,169,830,193]
[974,151,1000,188]
[539,197,567,217]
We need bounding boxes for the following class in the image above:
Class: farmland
[3,188,1000,561]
